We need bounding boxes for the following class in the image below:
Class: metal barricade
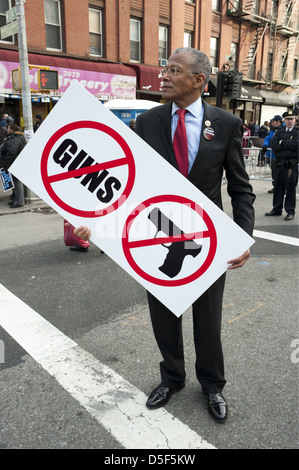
[242,136,273,181]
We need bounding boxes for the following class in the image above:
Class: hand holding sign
[73,225,92,241]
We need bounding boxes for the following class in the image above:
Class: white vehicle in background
[104,99,162,127]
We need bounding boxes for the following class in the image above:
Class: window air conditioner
[211,67,219,74]
[159,58,167,67]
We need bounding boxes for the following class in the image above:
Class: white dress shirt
[171,98,204,173]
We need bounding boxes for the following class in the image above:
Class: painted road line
[0,284,215,450]
[253,230,299,247]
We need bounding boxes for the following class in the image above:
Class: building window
[130,18,141,62]
[159,25,168,61]
[210,37,218,68]
[44,0,62,51]
[184,31,193,48]
[0,0,16,44]
[293,59,298,81]
[212,0,220,11]
[251,0,260,15]
[280,53,288,81]
[230,42,238,70]
[271,0,278,19]
[89,8,103,56]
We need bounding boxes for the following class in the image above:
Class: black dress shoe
[268,188,274,193]
[265,209,282,216]
[146,383,185,409]
[204,391,228,423]
[284,214,294,221]
[9,203,24,208]
[69,246,89,252]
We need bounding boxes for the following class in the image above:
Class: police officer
[265,110,298,221]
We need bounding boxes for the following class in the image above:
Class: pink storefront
[0,49,136,125]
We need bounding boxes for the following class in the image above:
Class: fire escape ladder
[241,22,269,79]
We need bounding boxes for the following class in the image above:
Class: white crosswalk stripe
[253,229,299,246]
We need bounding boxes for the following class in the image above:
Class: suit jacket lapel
[188,101,220,180]
[157,102,179,170]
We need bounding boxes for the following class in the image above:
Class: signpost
[0,5,17,39]
[6,5,17,23]
[0,20,18,39]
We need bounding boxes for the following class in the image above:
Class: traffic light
[38,69,59,90]
[222,71,242,99]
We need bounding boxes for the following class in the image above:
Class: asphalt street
[0,179,298,450]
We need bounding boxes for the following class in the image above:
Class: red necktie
[173,108,188,177]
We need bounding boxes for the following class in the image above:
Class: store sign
[0,61,136,100]
[10,82,254,317]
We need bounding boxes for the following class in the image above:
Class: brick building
[0,0,298,126]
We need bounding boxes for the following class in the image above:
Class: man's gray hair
[171,47,211,89]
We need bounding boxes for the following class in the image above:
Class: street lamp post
[15,0,34,201]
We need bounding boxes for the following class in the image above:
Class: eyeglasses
[160,67,200,77]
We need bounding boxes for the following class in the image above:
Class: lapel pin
[203,127,215,141]
[205,120,211,127]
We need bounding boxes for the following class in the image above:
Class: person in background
[256,121,270,164]
[261,115,283,191]
[250,121,259,136]
[129,119,136,131]
[259,121,270,136]
[34,114,43,132]
[0,116,14,148]
[0,123,26,208]
[0,113,8,128]
[242,122,251,158]
[265,110,298,220]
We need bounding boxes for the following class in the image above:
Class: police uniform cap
[282,110,297,119]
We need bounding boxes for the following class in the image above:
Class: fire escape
[226,0,299,90]
[275,0,299,85]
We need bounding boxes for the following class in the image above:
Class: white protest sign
[10,82,254,316]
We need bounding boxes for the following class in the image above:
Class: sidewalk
[0,187,50,216]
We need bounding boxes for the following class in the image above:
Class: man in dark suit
[136,47,255,422]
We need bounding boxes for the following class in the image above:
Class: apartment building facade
[0,0,298,126]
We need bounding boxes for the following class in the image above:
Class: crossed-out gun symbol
[148,207,202,279]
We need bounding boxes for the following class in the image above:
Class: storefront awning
[125,64,162,93]
[0,49,136,100]
[239,86,264,103]
[259,90,294,106]
[0,49,136,77]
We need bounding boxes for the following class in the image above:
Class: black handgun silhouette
[148,207,202,278]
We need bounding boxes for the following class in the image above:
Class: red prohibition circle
[122,195,217,287]
[41,120,135,218]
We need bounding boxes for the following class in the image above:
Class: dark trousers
[147,273,226,393]
[273,164,298,215]
[12,176,25,206]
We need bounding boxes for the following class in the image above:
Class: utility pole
[15,0,34,200]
